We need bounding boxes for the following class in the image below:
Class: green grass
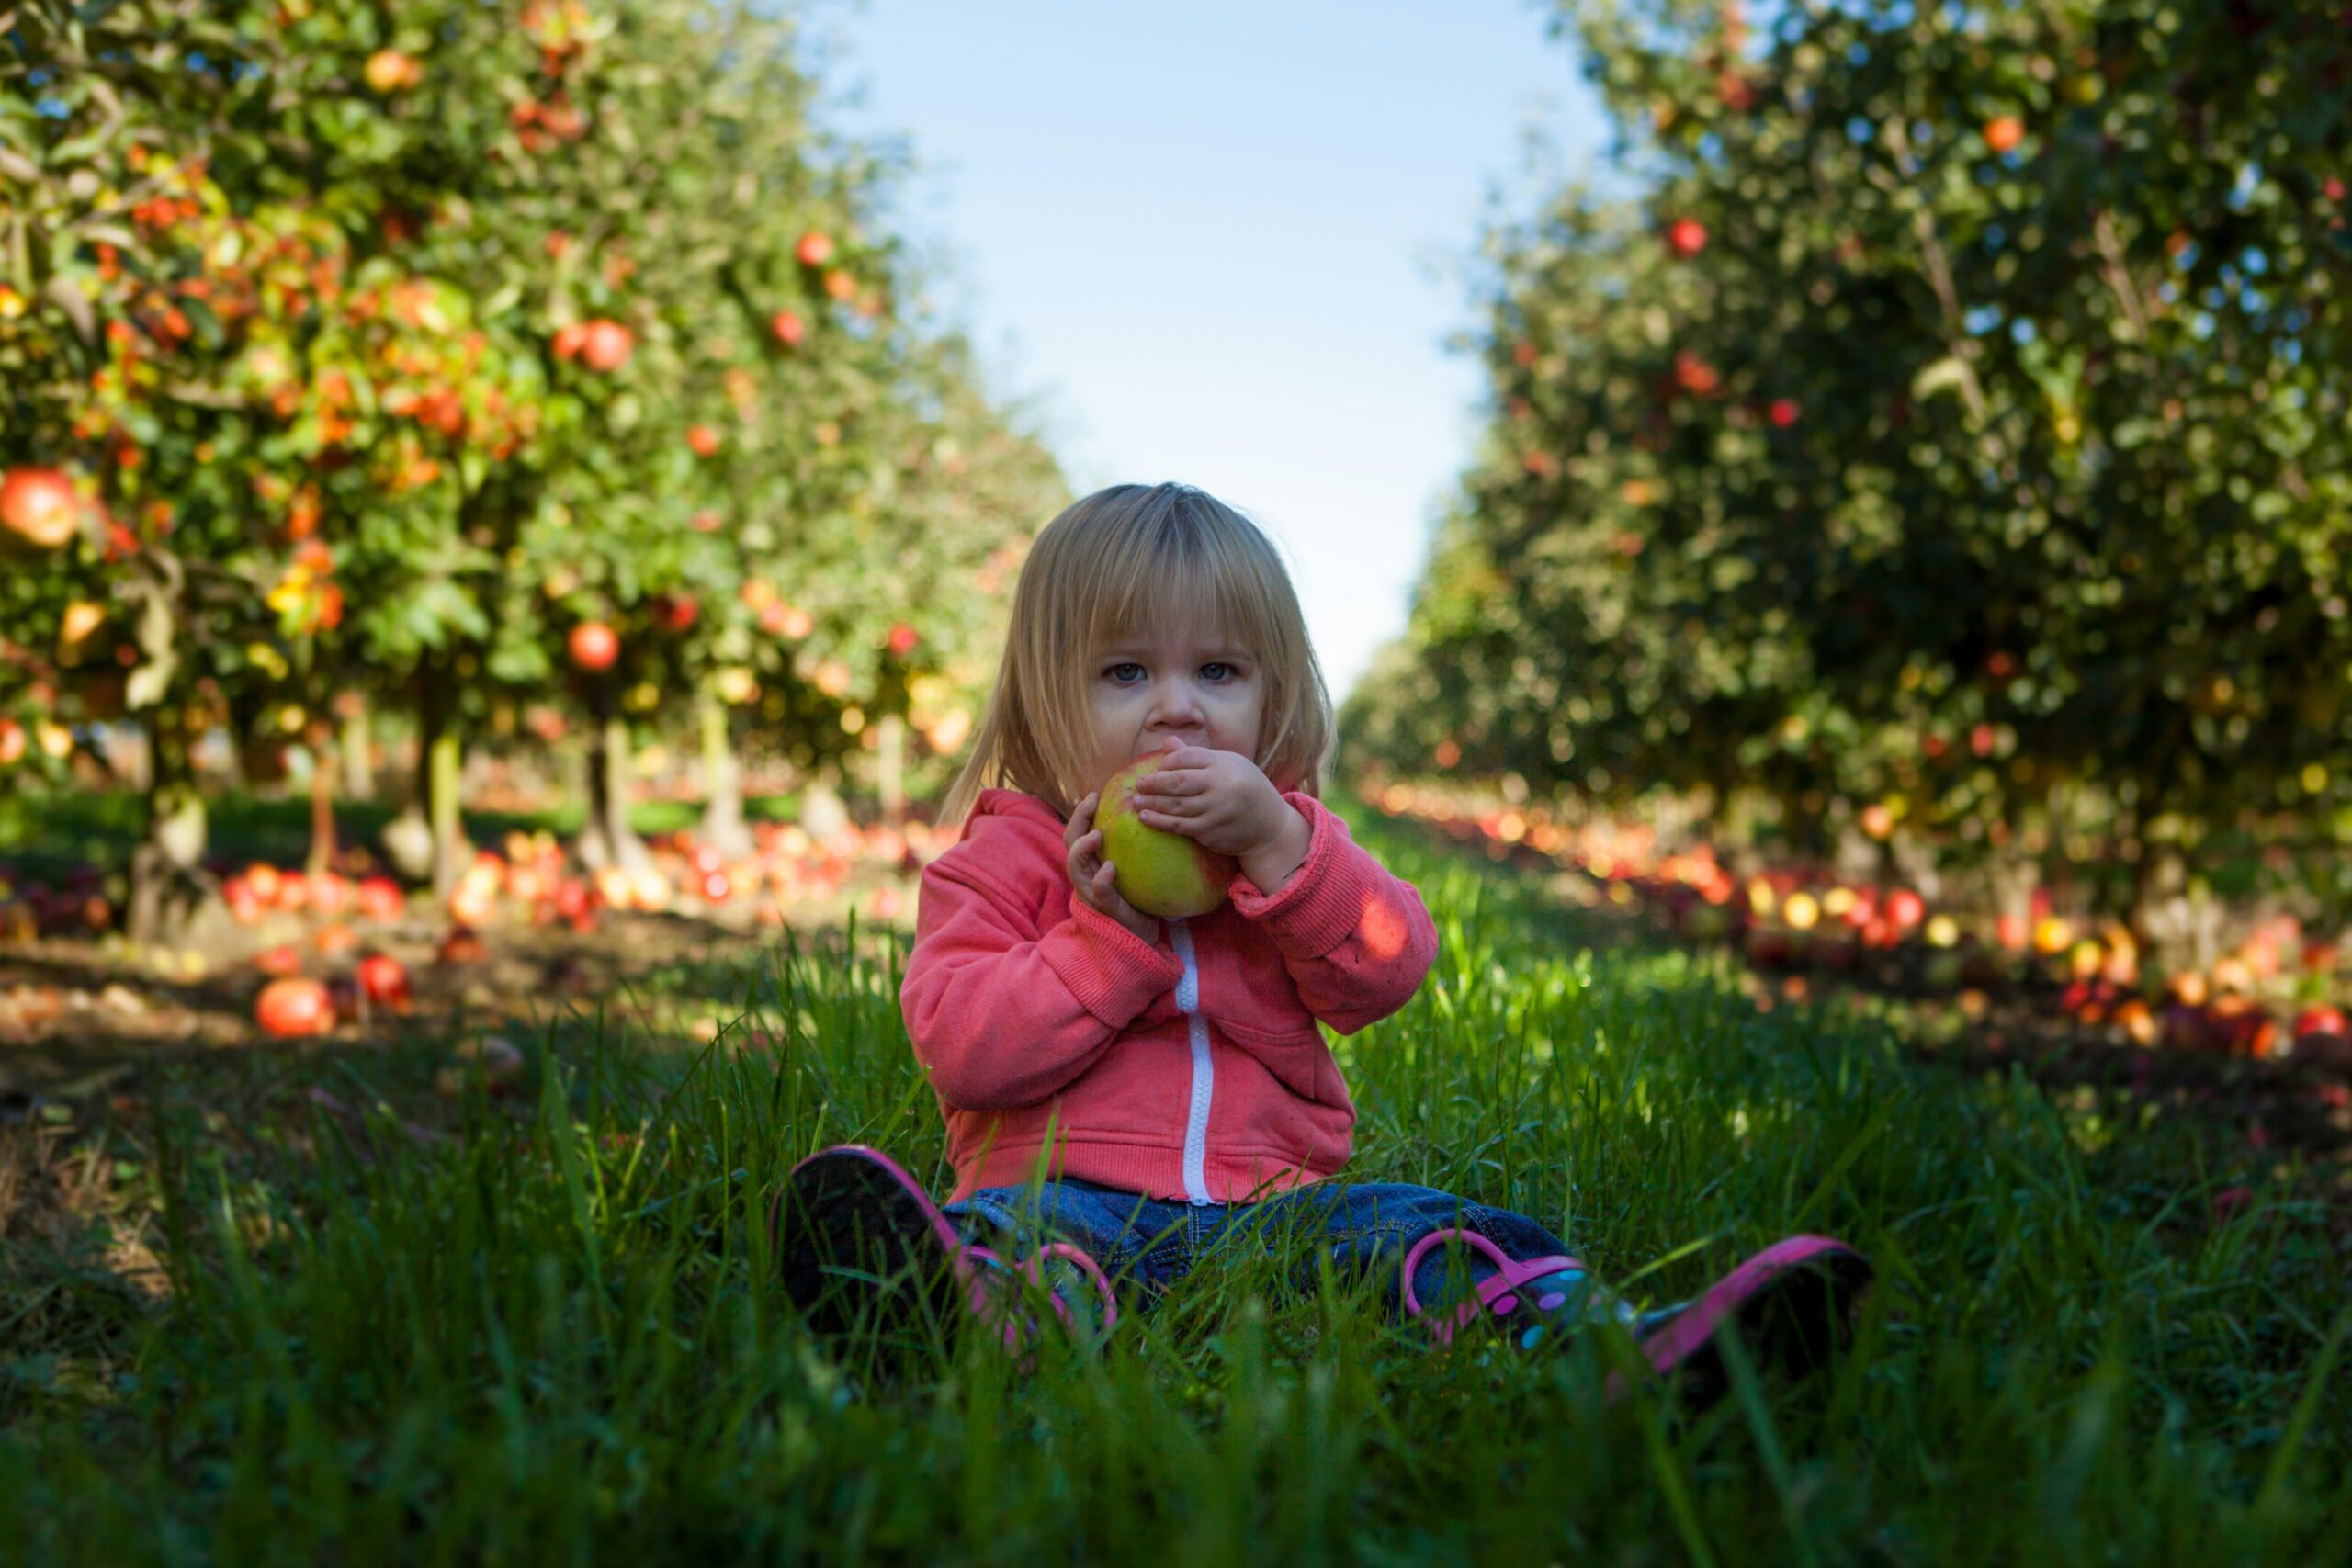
[2,805,2346,1563]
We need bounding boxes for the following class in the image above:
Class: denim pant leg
[942,1177,1200,1305]
[1233,1180,1577,1320]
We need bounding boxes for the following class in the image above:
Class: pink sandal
[1402,1225,1872,1413]
[1604,1235,1873,1410]
[1399,1225,1586,1346]
[771,1145,1119,1365]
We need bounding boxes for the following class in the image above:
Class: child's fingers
[1067,825,1104,896]
[1094,869,1152,935]
[1065,793,1098,844]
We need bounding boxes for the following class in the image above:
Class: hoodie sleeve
[1227,792,1439,1036]
[900,844,1185,1112]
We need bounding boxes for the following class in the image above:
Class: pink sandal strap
[958,1240,1122,1357]
[1025,1241,1122,1335]
[1600,1235,1870,1404]
[1401,1226,1584,1345]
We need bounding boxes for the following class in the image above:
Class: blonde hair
[938,481,1335,826]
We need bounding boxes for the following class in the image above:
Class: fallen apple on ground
[1095,752,1240,919]
[357,953,413,1011]
[255,976,334,1038]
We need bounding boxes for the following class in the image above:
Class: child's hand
[1129,741,1297,861]
[1065,790,1163,947]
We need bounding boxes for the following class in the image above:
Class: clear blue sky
[798,1,1614,703]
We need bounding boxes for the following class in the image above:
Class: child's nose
[1148,682,1207,726]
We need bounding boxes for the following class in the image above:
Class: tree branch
[2091,207,2152,344]
[1878,119,1990,427]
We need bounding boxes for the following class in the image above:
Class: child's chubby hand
[1065,791,1163,947]
[1126,739,1296,861]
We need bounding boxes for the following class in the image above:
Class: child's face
[1082,615,1266,793]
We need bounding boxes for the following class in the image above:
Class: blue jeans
[942,1175,1574,1321]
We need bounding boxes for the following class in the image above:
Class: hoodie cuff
[1040,895,1185,1027]
[1227,793,1363,960]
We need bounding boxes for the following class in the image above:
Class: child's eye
[1106,662,1144,682]
[1202,662,1235,681]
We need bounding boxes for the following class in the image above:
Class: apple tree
[1354,0,2352,926]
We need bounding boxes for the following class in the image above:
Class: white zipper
[1167,917,1215,1205]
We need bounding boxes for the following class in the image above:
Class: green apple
[1096,753,1239,919]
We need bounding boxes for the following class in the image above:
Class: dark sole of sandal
[1667,1249,1875,1414]
[773,1150,963,1343]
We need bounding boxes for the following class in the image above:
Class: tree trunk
[341,694,373,802]
[429,728,464,891]
[695,686,753,858]
[306,732,338,880]
[876,712,906,827]
[799,759,850,846]
[2131,844,2189,964]
[126,712,228,950]
[410,659,469,896]
[1985,850,2040,938]
[579,710,650,872]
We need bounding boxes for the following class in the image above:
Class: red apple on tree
[579,318,633,372]
[569,620,619,671]
[365,49,421,94]
[687,424,720,457]
[1666,218,1708,257]
[1,467,81,550]
[1672,351,1720,396]
[1984,115,2025,154]
[770,310,806,346]
[796,231,833,267]
[886,622,919,655]
[552,322,588,361]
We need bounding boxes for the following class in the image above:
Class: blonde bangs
[937,483,1336,826]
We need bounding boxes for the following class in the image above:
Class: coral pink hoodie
[901,786,1440,1204]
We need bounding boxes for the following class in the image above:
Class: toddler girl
[772,481,1870,1404]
